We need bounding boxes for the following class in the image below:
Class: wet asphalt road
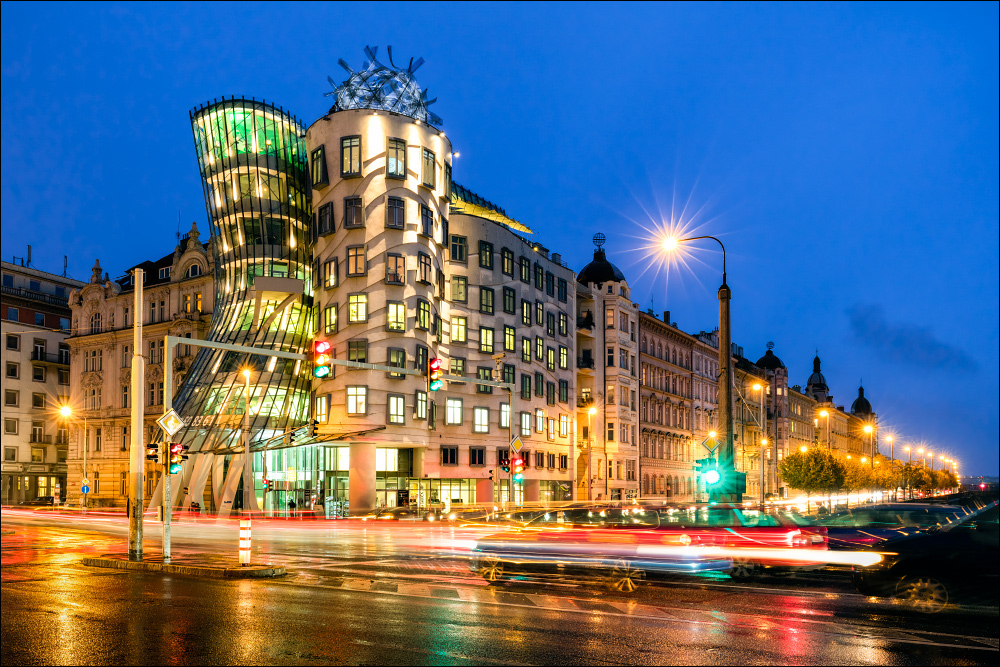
[2,510,998,665]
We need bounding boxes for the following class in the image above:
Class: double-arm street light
[752,382,767,501]
[819,410,831,450]
[663,235,738,497]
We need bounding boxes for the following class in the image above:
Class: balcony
[1,284,70,309]
[31,350,70,366]
[577,357,595,370]
[576,314,595,332]
[29,434,53,445]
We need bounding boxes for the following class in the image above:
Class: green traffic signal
[704,469,722,485]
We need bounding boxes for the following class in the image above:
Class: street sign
[510,436,524,453]
[81,477,90,486]
[81,485,90,494]
[157,409,185,437]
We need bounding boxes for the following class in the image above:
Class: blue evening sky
[2,2,997,474]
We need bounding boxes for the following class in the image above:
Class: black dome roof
[851,386,873,416]
[756,348,785,370]
[807,355,828,390]
[577,248,626,286]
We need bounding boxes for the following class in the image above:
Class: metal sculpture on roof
[326,46,442,126]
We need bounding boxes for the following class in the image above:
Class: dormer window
[159,267,171,280]
[187,264,202,278]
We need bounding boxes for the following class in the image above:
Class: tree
[843,458,873,500]
[935,469,958,492]
[779,448,846,510]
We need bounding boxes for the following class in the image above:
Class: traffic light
[500,454,511,474]
[696,458,722,486]
[428,358,443,391]
[262,477,270,492]
[306,418,320,438]
[488,469,494,482]
[145,443,162,464]
[168,442,188,474]
[513,456,524,483]
[313,340,332,378]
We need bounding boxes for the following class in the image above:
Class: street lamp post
[904,446,911,500]
[664,235,738,498]
[819,410,831,450]
[752,382,766,503]
[587,406,596,501]
[886,436,894,500]
[864,425,874,470]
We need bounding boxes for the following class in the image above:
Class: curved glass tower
[174,98,313,457]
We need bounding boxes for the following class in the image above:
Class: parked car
[815,503,970,550]
[852,503,999,612]
[19,496,57,507]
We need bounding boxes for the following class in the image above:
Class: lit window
[386,138,406,179]
[500,403,510,429]
[416,300,431,330]
[346,386,367,414]
[341,136,361,177]
[559,414,569,437]
[348,294,368,322]
[446,398,463,425]
[324,304,338,334]
[386,302,405,332]
[479,287,494,315]
[388,394,405,424]
[559,346,568,369]
[422,148,436,188]
[451,317,467,343]
[479,327,494,353]
[504,326,515,352]
[520,412,531,437]
[451,276,467,302]
[473,407,489,433]
[501,248,514,275]
[414,390,427,420]
[479,241,494,269]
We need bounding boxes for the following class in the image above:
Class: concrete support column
[412,447,425,480]
[349,442,376,516]
[476,478,493,506]
[524,479,540,503]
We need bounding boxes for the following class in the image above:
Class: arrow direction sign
[157,409,185,438]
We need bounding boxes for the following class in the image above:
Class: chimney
[552,252,561,265]
[663,310,670,323]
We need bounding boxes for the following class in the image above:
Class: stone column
[349,442,376,516]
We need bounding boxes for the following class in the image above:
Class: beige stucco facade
[63,226,215,507]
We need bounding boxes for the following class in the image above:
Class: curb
[81,557,286,579]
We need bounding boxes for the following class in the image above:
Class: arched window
[90,312,102,334]
[641,336,647,353]
[187,264,202,278]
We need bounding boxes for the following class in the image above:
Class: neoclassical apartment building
[575,240,639,501]
[63,226,214,507]
[307,106,578,514]
[637,310,709,501]
[1,260,83,503]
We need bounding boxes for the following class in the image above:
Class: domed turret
[577,233,626,286]
[756,342,785,370]
[851,386,872,417]
[806,354,829,402]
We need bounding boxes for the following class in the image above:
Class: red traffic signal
[513,456,524,483]
[313,340,332,378]
[168,442,188,474]
[428,357,444,391]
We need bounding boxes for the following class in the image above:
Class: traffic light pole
[162,443,171,561]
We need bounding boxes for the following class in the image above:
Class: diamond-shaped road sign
[157,409,185,437]
[510,436,524,453]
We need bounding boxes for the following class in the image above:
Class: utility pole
[128,268,145,560]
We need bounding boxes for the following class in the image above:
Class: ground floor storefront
[247,444,572,517]
[0,472,65,505]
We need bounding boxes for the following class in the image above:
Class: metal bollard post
[239,519,251,566]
